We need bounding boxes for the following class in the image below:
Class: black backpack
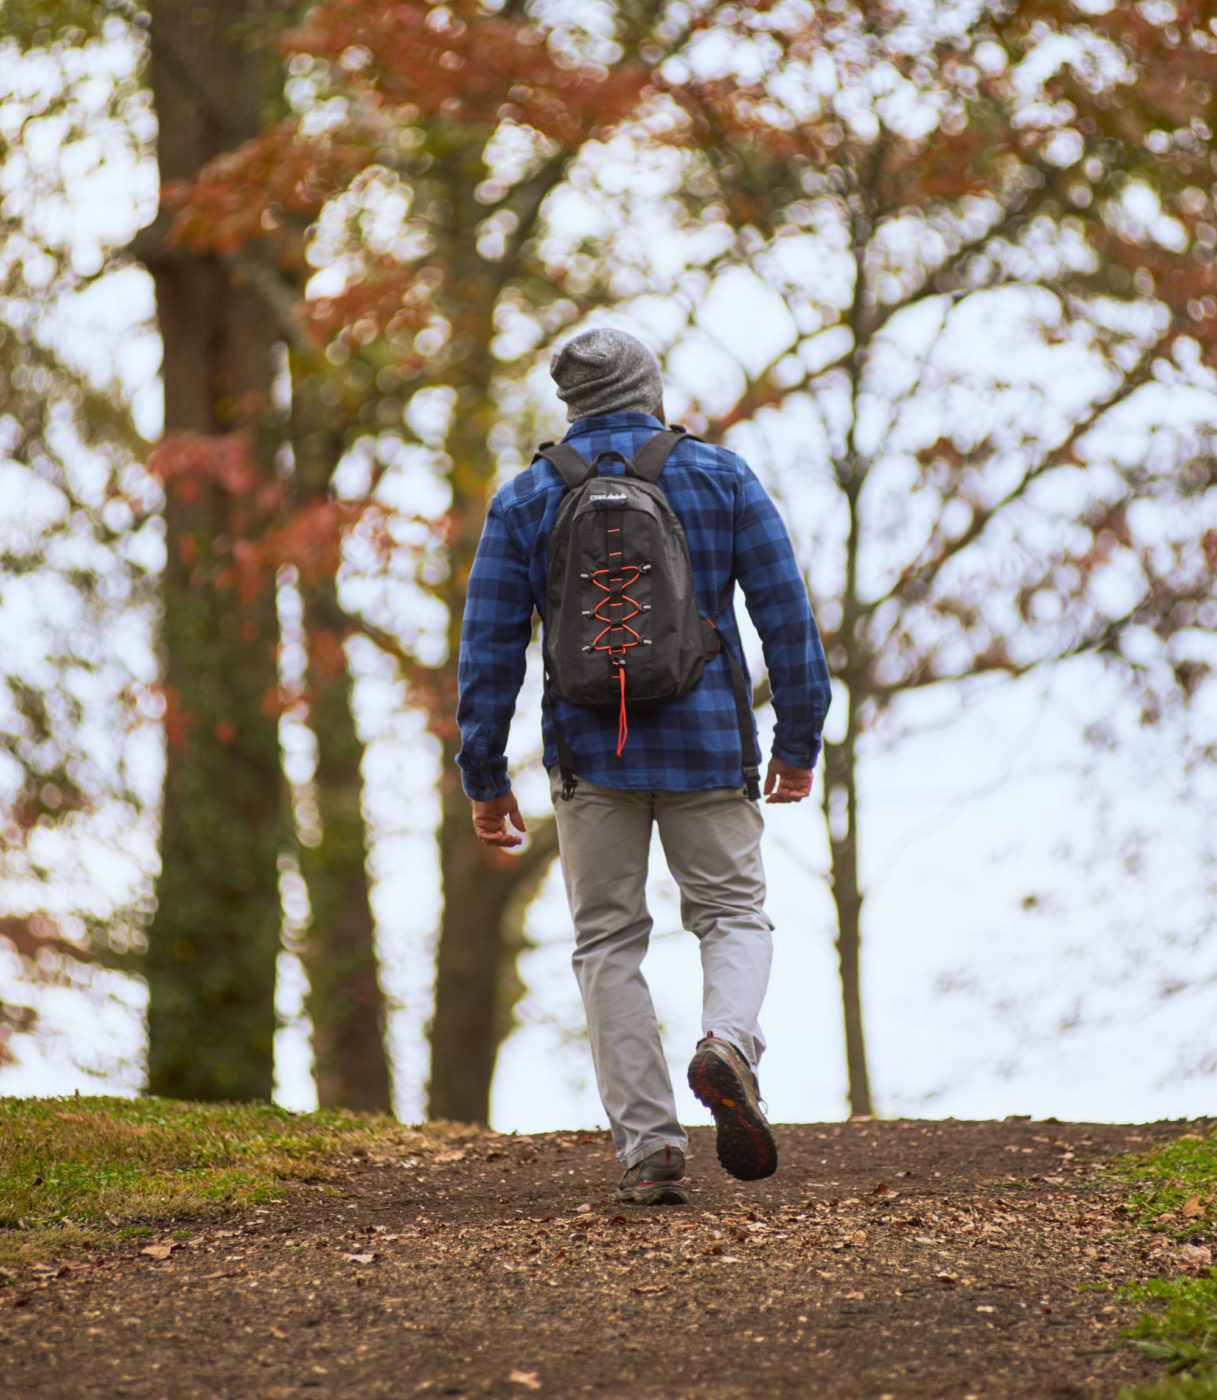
[537,428,760,801]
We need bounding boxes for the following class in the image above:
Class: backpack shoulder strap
[536,441,595,488]
[627,425,699,484]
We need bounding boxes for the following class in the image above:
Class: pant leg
[549,770,686,1167]
[654,786,773,1072]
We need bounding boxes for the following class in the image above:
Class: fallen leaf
[976,1305,996,1314]
[342,1252,376,1265]
[139,1243,175,1261]
[1180,1196,1205,1218]
[631,1283,668,1295]
[872,1182,899,1199]
[843,1288,866,1300]
[268,1325,289,1340]
[434,1150,466,1164]
[509,1370,542,1390]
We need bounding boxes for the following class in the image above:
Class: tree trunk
[821,155,878,1119]
[278,353,393,1111]
[297,572,392,1112]
[429,736,507,1121]
[428,732,557,1121]
[421,177,567,1121]
[142,0,287,1100]
[822,712,873,1118]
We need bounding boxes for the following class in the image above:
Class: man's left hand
[472,792,527,848]
[764,757,812,804]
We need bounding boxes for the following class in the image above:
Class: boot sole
[688,1048,777,1182]
[615,1182,689,1205]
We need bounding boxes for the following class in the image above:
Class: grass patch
[0,1095,467,1269]
[1109,1130,1217,1400]
[1116,1133,1217,1240]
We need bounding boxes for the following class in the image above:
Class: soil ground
[1,1117,1209,1400]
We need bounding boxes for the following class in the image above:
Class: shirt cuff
[459,760,511,802]
[771,736,820,770]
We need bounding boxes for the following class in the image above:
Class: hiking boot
[687,1034,777,1181]
[615,1145,689,1205]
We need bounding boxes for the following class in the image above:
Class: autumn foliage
[284,0,651,146]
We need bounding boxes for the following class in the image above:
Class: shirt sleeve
[732,463,832,769]
[456,494,535,800]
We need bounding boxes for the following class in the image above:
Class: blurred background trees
[0,0,158,1081]
[645,1,1217,1113]
[0,0,1214,1122]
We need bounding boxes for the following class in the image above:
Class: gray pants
[549,772,774,1168]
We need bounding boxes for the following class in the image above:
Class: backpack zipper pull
[615,662,628,756]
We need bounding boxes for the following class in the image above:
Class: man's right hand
[763,756,812,804]
[471,792,527,848]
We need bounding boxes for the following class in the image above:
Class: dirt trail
[0,1118,1202,1399]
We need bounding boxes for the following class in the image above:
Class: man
[456,327,831,1204]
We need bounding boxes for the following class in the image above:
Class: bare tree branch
[863,296,953,469]
[875,332,1170,617]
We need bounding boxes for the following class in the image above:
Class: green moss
[0,1095,459,1267]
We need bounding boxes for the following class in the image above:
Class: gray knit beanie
[549,328,664,422]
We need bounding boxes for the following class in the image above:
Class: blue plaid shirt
[456,412,831,799]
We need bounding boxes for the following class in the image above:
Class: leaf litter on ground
[1,1107,1215,1398]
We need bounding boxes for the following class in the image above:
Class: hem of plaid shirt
[457,752,824,800]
